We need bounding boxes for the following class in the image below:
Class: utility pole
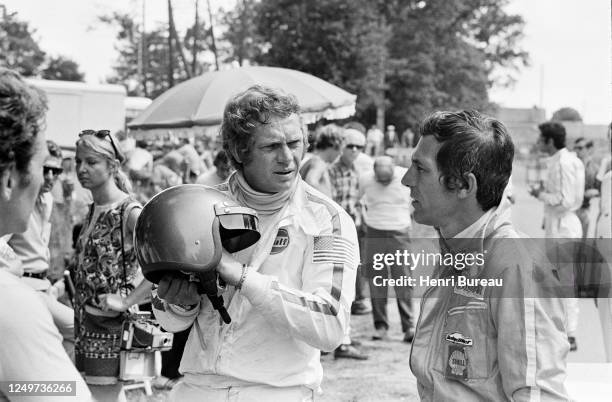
[168,0,192,79]
[167,0,175,87]
[191,0,199,76]
[138,0,148,97]
[206,0,219,71]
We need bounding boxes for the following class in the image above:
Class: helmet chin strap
[187,271,232,324]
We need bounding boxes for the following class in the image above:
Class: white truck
[26,79,127,150]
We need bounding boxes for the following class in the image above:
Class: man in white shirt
[0,67,91,401]
[530,121,585,351]
[8,140,74,356]
[359,156,415,342]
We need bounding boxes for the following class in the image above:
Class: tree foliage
[220,0,262,66]
[0,10,46,76]
[551,107,582,122]
[223,0,528,132]
[42,56,85,81]
[99,11,212,98]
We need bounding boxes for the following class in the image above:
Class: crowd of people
[0,66,611,402]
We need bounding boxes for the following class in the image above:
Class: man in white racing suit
[403,111,569,401]
[151,85,359,401]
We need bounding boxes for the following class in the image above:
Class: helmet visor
[215,204,260,252]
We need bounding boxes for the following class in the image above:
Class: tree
[99,11,212,98]
[220,0,262,66]
[42,56,85,81]
[0,9,46,76]
[224,0,528,132]
[551,107,582,122]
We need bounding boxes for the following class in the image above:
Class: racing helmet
[134,184,260,284]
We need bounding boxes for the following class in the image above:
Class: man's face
[374,158,394,185]
[573,140,588,161]
[4,131,47,233]
[401,136,458,227]
[40,156,63,194]
[242,114,305,193]
[537,134,554,155]
[341,130,365,165]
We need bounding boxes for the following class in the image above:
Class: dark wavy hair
[420,110,514,211]
[315,124,344,151]
[539,121,566,149]
[221,85,301,170]
[0,68,48,182]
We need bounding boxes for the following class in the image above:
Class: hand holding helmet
[156,274,201,306]
[135,185,261,323]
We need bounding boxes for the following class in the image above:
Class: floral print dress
[73,196,142,384]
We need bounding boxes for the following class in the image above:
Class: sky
[2,0,611,124]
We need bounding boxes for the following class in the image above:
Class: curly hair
[420,110,514,211]
[0,68,48,178]
[221,85,301,170]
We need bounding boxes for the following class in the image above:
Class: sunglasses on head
[79,129,120,159]
[346,144,364,150]
[43,166,63,176]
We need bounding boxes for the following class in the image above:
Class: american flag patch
[313,235,356,267]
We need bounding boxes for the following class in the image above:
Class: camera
[120,311,173,352]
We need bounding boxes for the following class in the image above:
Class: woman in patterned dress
[72,130,152,385]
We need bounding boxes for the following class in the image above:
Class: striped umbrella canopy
[128,66,357,130]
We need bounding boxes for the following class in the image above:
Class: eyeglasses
[79,129,120,159]
[43,166,63,177]
[346,144,364,150]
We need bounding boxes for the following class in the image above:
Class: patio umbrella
[128,66,356,130]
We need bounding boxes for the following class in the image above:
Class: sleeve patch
[313,235,356,268]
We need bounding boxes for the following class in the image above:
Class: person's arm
[538,158,584,212]
[150,283,202,333]
[216,210,359,352]
[99,205,152,311]
[491,252,569,401]
[304,161,326,189]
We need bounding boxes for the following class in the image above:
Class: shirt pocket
[433,300,492,381]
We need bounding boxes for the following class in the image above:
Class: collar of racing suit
[437,206,514,277]
[228,171,299,217]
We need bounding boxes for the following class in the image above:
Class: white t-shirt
[0,269,92,401]
[359,166,412,231]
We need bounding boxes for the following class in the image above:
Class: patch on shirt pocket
[437,301,491,381]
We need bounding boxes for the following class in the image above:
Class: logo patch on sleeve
[270,228,290,254]
[312,235,356,267]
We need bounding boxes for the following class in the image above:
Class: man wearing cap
[8,140,74,356]
[151,85,359,401]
